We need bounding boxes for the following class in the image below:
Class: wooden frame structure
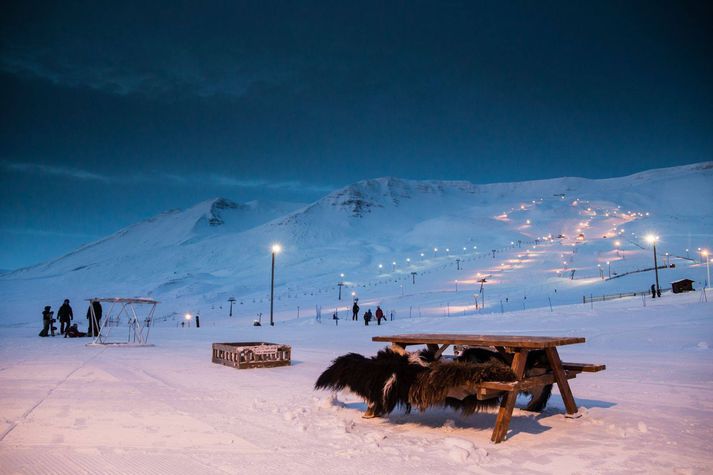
[87,297,159,346]
[212,342,291,369]
[372,333,605,443]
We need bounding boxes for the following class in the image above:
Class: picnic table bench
[372,333,605,443]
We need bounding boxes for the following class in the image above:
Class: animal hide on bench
[315,347,518,417]
[456,347,554,412]
[409,359,517,413]
[314,347,433,417]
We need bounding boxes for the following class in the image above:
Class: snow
[0,292,712,474]
[1,163,712,473]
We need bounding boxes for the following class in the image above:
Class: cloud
[200,174,335,194]
[0,44,296,100]
[2,161,334,194]
[2,161,112,182]
[1,227,100,240]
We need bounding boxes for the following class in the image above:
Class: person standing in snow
[352,301,360,321]
[364,309,372,326]
[57,299,73,335]
[39,305,54,337]
[86,299,102,337]
[650,284,656,299]
[375,306,384,325]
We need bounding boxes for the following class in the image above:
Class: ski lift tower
[87,297,159,347]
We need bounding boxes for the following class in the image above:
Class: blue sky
[1,1,712,269]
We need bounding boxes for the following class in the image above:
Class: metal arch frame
[87,297,159,346]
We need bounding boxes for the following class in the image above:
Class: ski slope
[1,162,711,327]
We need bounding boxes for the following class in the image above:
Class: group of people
[351,301,387,326]
[39,299,103,338]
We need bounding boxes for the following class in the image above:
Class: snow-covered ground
[1,291,711,474]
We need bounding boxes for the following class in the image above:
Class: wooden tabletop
[372,334,585,348]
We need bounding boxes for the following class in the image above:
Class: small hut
[671,279,694,294]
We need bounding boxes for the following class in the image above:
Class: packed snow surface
[0,293,711,474]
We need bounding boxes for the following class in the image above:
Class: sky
[1,1,712,270]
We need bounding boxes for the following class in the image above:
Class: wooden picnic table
[372,333,604,443]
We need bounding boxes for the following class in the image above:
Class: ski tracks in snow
[0,346,107,443]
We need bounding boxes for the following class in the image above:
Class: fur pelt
[409,360,516,412]
[314,347,434,417]
[315,346,521,418]
[456,347,553,412]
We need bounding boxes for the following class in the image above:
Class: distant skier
[39,305,54,337]
[375,306,384,325]
[364,309,372,326]
[352,301,360,321]
[57,299,73,335]
[86,299,102,337]
[650,284,656,299]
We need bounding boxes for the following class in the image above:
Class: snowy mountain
[1,162,711,324]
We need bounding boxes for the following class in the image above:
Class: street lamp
[338,273,344,300]
[184,313,192,328]
[270,244,281,326]
[228,297,236,317]
[646,235,660,297]
[703,250,710,289]
[607,261,611,279]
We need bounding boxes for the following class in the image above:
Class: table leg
[491,349,528,443]
[545,346,578,415]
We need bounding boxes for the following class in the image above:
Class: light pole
[228,297,236,317]
[270,244,281,326]
[607,261,611,279]
[338,273,344,300]
[703,250,710,288]
[646,235,660,297]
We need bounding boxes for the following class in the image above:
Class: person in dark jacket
[352,301,360,321]
[375,306,385,325]
[86,299,102,337]
[57,299,73,335]
[364,309,372,326]
[39,305,54,337]
[650,284,656,299]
